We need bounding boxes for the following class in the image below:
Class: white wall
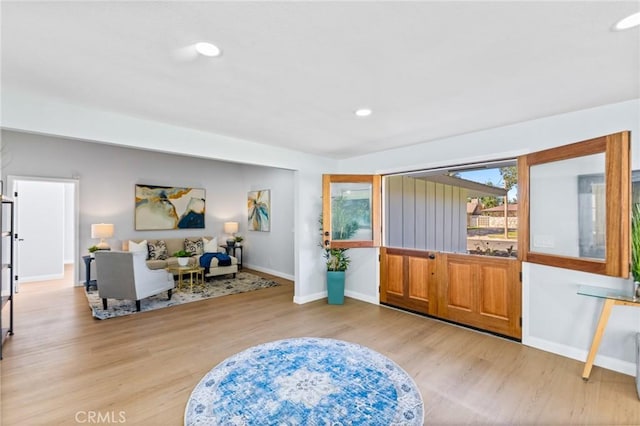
[64,182,75,263]
[339,99,640,376]
[292,168,332,303]
[523,263,639,375]
[1,88,330,172]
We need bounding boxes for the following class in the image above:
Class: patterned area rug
[185,337,424,425]
[85,272,280,320]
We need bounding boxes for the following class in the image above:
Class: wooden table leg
[582,298,615,380]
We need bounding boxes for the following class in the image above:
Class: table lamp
[224,221,238,247]
[91,223,114,250]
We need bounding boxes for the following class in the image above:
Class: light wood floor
[1,267,638,425]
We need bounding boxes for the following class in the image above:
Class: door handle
[428,253,436,259]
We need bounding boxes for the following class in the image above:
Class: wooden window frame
[518,131,630,277]
[322,174,381,249]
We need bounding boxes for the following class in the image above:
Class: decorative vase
[178,257,189,267]
[327,271,345,305]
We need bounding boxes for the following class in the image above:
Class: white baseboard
[345,290,379,305]
[293,290,379,305]
[524,336,636,377]
[293,291,326,304]
[19,273,64,283]
[243,264,294,281]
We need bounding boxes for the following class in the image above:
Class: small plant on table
[173,250,193,266]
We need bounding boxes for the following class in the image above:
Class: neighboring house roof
[412,173,508,197]
[482,204,518,213]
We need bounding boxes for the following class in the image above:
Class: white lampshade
[224,222,239,234]
[91,223,114,249]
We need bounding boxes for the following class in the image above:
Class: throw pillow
[184,238,204,255]
[128,240,148,258]
[203,237,219,253]
[148,240,168,260]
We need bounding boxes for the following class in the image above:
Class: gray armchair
[94,251,175,311]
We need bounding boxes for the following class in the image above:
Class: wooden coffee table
[166,265,204,292]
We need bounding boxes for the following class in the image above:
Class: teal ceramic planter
[327,271,345,305]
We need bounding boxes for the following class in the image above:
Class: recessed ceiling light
[195,42,222,57]
[354,108,372,117]
[614,12,640,31]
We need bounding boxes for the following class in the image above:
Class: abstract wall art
[248,189,270,232]
[135,184,205,230]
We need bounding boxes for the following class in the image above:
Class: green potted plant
[88,245,99,257]
[234,235,244,246]
[319,208,358,305]
[631,203,640,298]
[173,249,193,266]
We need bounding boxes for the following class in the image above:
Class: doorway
[7,176,78,290]
[380,162,522,339]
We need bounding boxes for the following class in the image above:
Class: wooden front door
[437,253,521,338]
[380,248,522,339]
[380,248,438,316]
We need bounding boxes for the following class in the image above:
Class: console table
[577,285,640,380]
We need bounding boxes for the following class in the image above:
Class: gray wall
[240,164,295,278]
[386,175,467,252]
[1,130,295,282]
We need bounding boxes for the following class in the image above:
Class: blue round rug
[184,337,424,425]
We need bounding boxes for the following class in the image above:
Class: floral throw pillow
[148,240,168,260]
[184,238,204,256]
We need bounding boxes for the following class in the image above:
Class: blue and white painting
[248,189,270,232]
[135,184,205,230]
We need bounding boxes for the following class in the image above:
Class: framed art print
[248,189,270,232]
[135,184,205,230]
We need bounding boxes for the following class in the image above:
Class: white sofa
[122,237,238,279]
[94,250,175,311]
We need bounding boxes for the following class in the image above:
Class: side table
[577,285,640,380]
[167,265,204,292]
[225,244,243,270]
[82,255,97,291]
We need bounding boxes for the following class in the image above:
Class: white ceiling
[2,1,639,159]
